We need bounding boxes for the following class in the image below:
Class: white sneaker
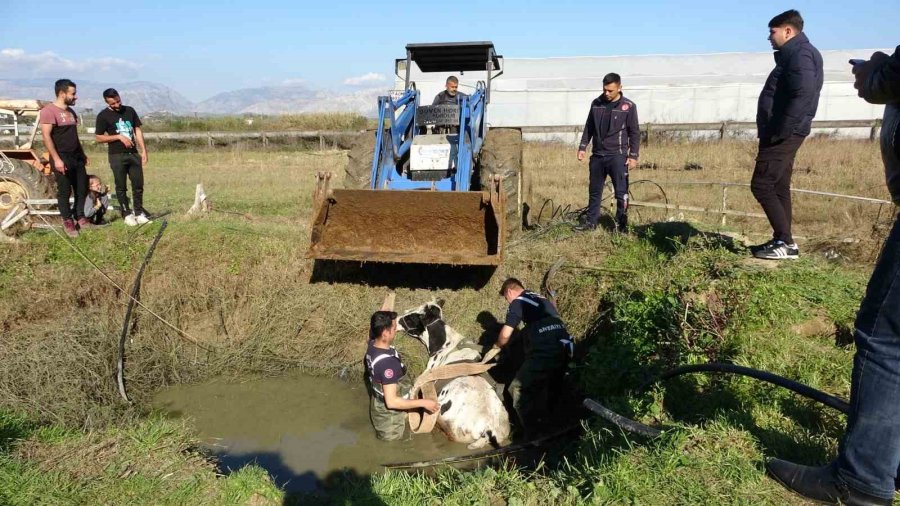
[124,214,138,226]
[135,213,151,225]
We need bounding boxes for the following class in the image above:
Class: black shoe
[765,459,892,505]
[573,223,597,232]
[753,240,799,260]
[749,239,776,253]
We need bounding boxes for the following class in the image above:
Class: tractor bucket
[307,173,505,266]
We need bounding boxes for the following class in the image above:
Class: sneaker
[749,239,776,254]
[753,240,799,260]
[63,219,79,238]
[573,223,597,232]
[123,214,138,227]
[76,217,95,230]
[135,213,152,225]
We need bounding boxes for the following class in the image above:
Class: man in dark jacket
[576,73,640,233]
[765,47,900,506]
[750,9,823,260]
[433,76,467,105]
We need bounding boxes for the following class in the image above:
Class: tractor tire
[343,131,376,189]
[1,157,55,227]
[479,128,524,230]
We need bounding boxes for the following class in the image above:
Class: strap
[407,347,502,434]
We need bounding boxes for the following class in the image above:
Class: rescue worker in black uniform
[364,310,440,441]
[494,278,573,436]
[576,72,641,233]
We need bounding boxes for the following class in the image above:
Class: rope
[33,211,211,351]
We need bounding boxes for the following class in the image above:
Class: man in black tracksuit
[751,9,823,260]
[577,73,640,233]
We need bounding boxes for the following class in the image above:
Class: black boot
[765,459,892,505]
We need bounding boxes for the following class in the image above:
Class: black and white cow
[398,300,511,449]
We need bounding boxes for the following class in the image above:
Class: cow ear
[435,298,445,308]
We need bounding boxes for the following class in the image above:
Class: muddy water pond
[153,375,478,492]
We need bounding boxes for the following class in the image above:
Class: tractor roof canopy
[405,41,501,73]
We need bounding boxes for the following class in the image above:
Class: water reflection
[153,375,478,492]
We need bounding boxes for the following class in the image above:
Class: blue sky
[3,0,898,101]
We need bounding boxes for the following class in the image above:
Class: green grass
[0,142,884,504]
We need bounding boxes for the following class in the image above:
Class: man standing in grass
[766,47,899,506]
[95,89,150,226]
[750,9,823,260]
[576,73,640,233]
[39,79,89,238]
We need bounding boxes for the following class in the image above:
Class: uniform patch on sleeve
[384,369,394,379]
[621,103,630,111]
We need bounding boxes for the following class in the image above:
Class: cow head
[398,299,447,356]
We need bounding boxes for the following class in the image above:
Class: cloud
[0,48,142,79]
[280,78,307,86]
[343,72,386,86]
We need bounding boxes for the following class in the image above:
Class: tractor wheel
[479,128,525,230]
[1,157,55,227]
[343,131,376,189]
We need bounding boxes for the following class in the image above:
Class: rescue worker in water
[364,310,440,441]
[493,278,573,437]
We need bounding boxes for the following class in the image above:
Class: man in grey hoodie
[766,46,900,506]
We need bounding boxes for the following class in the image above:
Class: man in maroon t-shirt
[39,79,89,238]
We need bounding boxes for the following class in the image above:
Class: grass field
[0,137,892,504]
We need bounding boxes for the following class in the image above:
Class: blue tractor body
[308,42,519,266]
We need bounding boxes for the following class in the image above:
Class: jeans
[53,152,87,221]
[750,135,805,244]
[587,154,628,230]
[836,213,900,500]
[109,152,145,217]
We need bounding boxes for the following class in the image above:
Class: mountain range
[0,79,383,117]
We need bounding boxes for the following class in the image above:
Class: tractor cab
[372,42,503,190]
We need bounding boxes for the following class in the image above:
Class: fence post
[719,122,727,141]
[645,123,653,145]
[262,132,269,148]
[319,135,324,151]
[870,120,879,142]
[721,186,728,226]
[207,132,213,148]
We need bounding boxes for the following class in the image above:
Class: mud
[153,375,480,492]
[308,189,502,265]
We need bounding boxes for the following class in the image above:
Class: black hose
[117,220,168,403]
[583,399,662,438]
[646,362,850,415]
[584,362,851,439]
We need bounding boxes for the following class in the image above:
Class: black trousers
[751,135,805,244]
[109,152,145,217]
[53,152,87,221]
[587,154,628,230]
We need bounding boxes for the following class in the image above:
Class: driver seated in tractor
[432,75,467,105]
[432,76,467,134]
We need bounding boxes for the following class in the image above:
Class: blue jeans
[836,212,900,500]
[587,154,628,230]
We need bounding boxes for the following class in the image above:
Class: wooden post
[645,123,652,145]
[870,120,878,142]
[262,132,269,148]
[719,122,727,141]
[721,186,728,226]
[319,135,325,151]
[206,132,213,148]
